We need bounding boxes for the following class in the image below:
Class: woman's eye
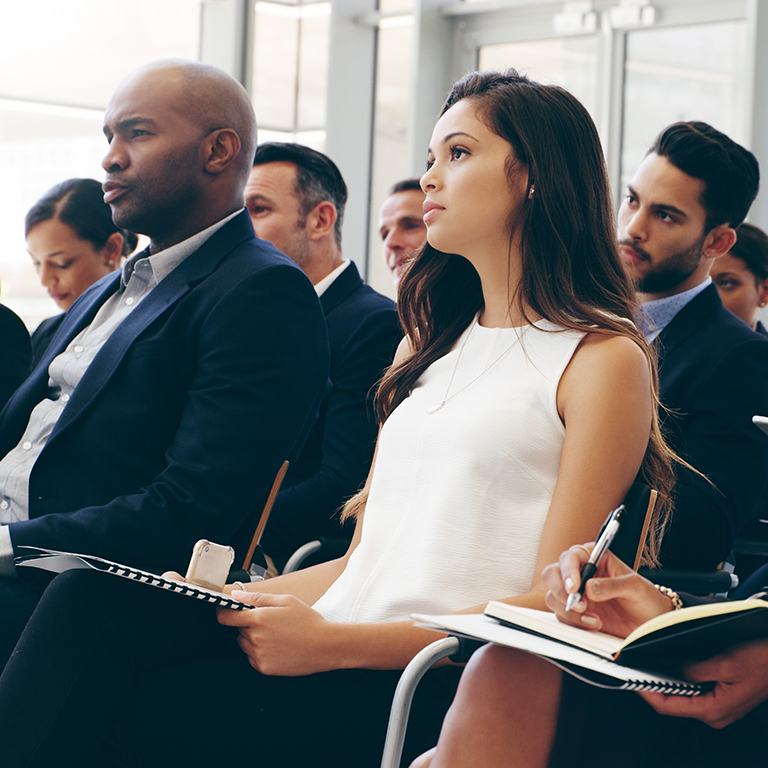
[450,147,468,160]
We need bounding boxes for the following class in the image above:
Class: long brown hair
[349,70,676,565]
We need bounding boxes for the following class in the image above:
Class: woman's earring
[528,185,535,199]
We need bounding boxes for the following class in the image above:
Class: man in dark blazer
[244,143,400,571]
[618,121,768,570]
[0,61,329,664]
[0,304,31,411]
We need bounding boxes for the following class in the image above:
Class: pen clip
[595,504,625,542]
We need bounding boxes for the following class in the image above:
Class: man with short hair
[619,121,768,570]
[0,61,329,664]
[245,143,400,570]
[378,178,427,287]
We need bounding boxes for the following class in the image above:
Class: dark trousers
[0,569,460,768]
[550,671,768,768]
[0,576,44,669]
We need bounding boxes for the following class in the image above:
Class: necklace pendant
[426,401,445,415]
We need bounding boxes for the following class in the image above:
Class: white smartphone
[184,540,235,592]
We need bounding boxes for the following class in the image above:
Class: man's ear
[202,128,241,174]
[703,225,737,261]
[305,200,337,241]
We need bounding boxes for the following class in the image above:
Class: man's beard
[633,235,705,294]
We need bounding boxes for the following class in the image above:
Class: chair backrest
[609,482,658,571]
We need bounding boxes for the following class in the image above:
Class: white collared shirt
[313,260,350,297]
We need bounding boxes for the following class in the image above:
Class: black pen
[566,505,625,612]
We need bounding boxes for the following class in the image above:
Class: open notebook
[413,597,768,696]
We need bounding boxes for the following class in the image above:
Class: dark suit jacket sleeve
[660,337,768,570]
[0,305,31,413]
[261,303,400,563]
[8,263,330,573]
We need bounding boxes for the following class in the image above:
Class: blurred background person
[378,178,426,288]
[25,178,138,366]
[711,222,768,334]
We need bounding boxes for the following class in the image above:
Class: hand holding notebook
[637,638,768,727]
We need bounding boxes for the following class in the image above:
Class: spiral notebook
[412,611,711,695]
[15,546,254,611]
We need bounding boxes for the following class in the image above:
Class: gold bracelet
[653,583,683,610]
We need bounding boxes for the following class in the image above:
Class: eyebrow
[103,116,156,135]
[379,215,423,234]
[244,192,274,205]
[427,130,478,155]
[626,184,688,220]
[28,250,70,259]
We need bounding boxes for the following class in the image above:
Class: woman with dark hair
[0,70,676,767]
[25,178,138,364]
[711,222,768,334]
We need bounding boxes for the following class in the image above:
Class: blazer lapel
[319,261,363,316]
[48,211,255,439]
[656,284,721,361]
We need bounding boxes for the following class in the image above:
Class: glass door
[444,0,751,206]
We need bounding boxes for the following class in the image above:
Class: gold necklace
[426,319,525,414]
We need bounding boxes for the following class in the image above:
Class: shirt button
[125,297,135,306]
[22,441,32,450]
[73,345,84,354]
[0,500,8,510]
[61,393,70,403]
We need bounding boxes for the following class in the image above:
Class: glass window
[479,37,599,120]
[621,20,749,193]
[368,14,416,301]
[0,0,201,329]
[252,1,331,137]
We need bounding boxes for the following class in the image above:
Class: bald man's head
[102,59,257,249]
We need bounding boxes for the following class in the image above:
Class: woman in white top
[0,70,677,768]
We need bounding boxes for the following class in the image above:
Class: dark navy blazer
[0,210,329,573]
[261,260,400,566]
[0,304,31,413]
[657,283,768,569]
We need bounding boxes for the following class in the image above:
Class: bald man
[0,59,329,666]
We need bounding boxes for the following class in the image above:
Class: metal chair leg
[379,636,461,768]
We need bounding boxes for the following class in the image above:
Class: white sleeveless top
[313,317,586,623]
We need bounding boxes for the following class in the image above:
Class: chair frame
[378,484,659,768]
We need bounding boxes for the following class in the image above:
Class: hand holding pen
[565,504,624,612]
[543,533,677,637]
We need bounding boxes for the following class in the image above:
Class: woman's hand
[639,639,768,728]
[216,591,342,676]
[161,571,184,581]
[543,545,673,638]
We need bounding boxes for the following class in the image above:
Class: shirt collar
[121,209,243,290]
[636,277,712,342]
[314,260,350,297]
